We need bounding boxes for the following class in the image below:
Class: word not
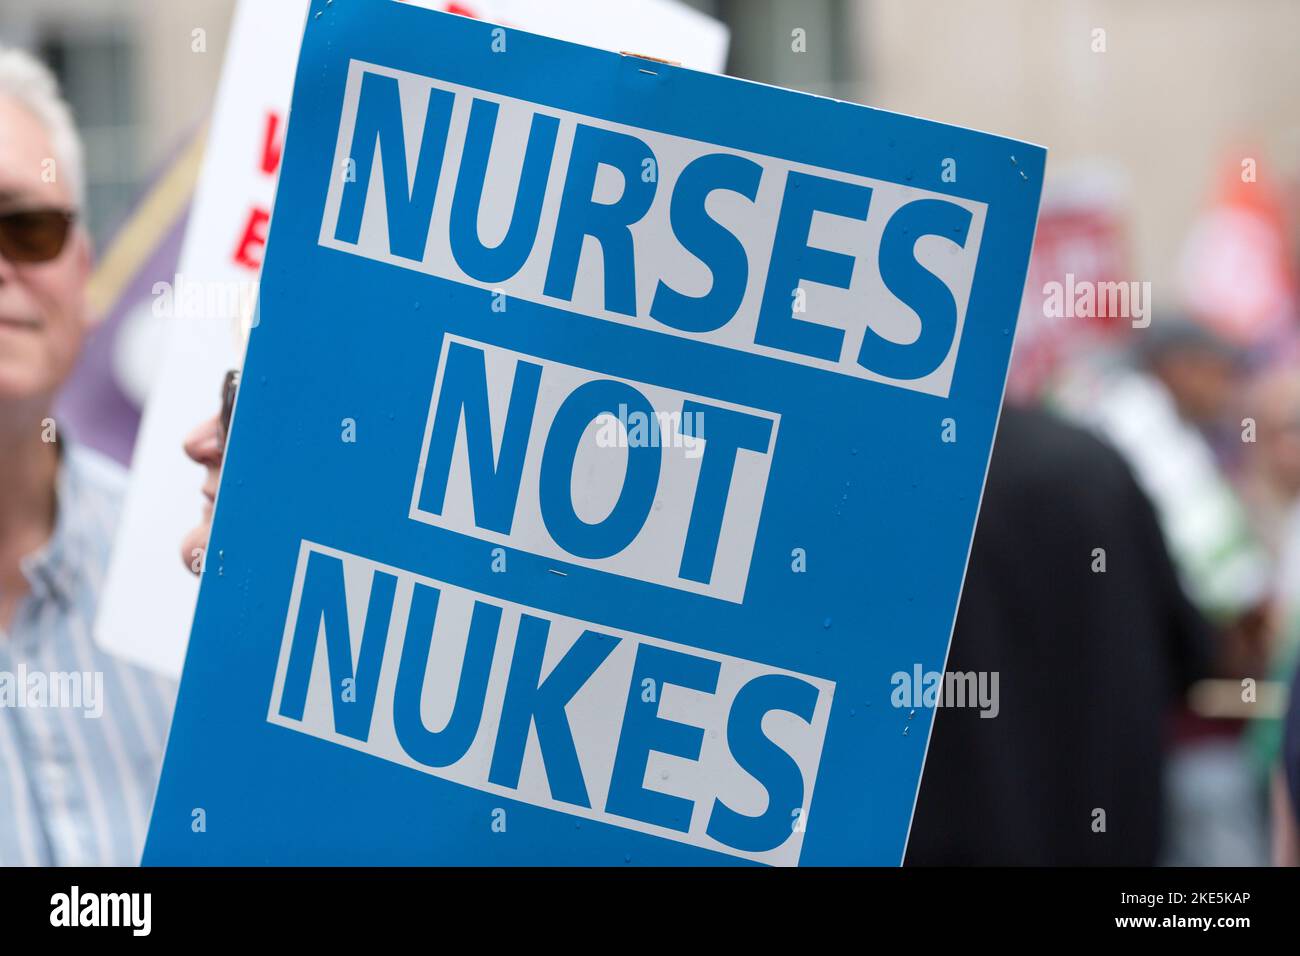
[0,666,102,719]
[889,665,998,718]
[411,337,778,602]
[320,62,986,396]
[50,886,151,936]
[269,542,834,866]
[1041,272,1151,328]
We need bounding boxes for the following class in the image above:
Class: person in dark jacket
[907,405,1210,865]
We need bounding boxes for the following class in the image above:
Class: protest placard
[144,0,1044,865]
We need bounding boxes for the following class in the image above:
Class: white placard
[96,0,729,677]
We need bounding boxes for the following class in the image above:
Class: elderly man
[0,46,175,866]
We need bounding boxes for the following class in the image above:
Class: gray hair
[0,45,85,208]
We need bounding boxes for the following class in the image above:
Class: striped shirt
[0,442,177,866]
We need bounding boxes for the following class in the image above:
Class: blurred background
[4,0,1299,865]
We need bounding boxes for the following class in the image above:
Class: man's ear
[73,226,103,330]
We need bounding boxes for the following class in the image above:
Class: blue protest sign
[144,0,1044,865]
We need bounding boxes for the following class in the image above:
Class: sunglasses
[0,207,77,264]
[218,369,240,450]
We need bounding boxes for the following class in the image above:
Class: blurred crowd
[911,162,1300,865]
